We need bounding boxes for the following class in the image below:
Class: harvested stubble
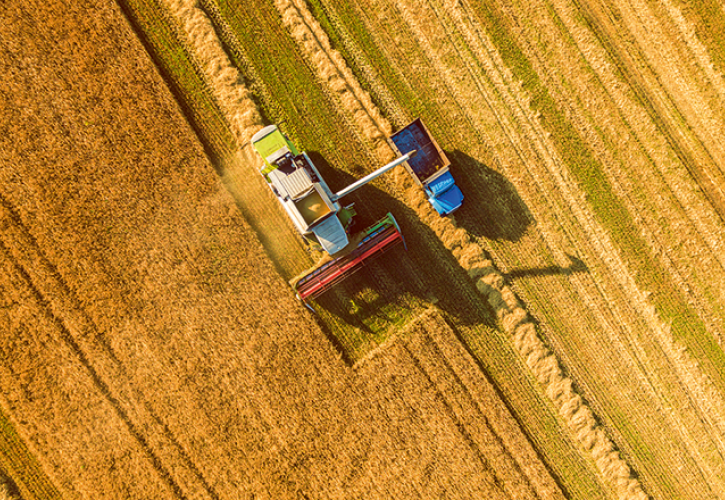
[307,0,725,496]
[413,195,648,500]
[274,1,648,498]
[561,0,725,344]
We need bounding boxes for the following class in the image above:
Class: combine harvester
[250,124,415,304]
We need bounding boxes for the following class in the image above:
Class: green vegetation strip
[0,407,62,500]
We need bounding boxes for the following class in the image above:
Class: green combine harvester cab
[250,124,415,303]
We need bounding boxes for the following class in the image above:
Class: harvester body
[389,118,464,216]
[251,124,413,303]
[251,124,351,255]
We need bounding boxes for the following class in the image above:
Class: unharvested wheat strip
[0,201,223,500]
[273,0,394,163]
[0,248,178,499]
[448,0,725,491]
[355,345,460,498]
[500,0,725,343]
[0,193,303,500]
[159,0,262,144]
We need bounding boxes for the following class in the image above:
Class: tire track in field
[275,1,648,498]
[424,0,725,495]
[0,195,221,500]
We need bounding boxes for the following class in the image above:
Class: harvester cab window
[274,153,295,174]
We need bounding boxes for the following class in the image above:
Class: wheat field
[2,0,725,498]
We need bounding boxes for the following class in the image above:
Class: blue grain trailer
[389,118,463,216]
